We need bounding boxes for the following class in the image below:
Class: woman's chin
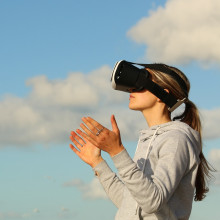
[129,104,139,111]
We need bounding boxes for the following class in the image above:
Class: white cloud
[21,213,31,218]
[0,212,21,219]
[0,211,31,219]
[61,207,69,212]
[33,208,40,213]
[127,0,220,65]
[208,149,220,185]
[63,178,107,200]
[0,209,41,219]
[209,149,220,169]
[200,108,220,139]
[26,73,99,108]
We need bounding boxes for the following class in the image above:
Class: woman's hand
[69,131,103,168]
[77,115,124,157]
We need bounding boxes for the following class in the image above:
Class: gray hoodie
[93,121,201,220]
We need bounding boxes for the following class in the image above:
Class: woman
[69,64,212,220]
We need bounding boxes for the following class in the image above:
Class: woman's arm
[93,160,125,208]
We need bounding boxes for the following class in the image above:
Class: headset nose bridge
[128,88,135,93]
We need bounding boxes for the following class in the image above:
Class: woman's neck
[142,106,171,128]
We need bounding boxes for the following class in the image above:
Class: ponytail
[173,100,215,201]
[173,100,201,132]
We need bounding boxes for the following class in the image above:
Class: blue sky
[1,0,220,219]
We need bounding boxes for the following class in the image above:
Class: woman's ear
[164,89,169,93]
[157,89,170,102]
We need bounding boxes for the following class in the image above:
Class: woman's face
[128,89,158,112]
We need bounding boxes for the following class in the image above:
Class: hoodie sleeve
[93,159,125,208]
[111,132,196,214]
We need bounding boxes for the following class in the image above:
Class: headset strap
[143,78,186,112]
[128,61,188,96]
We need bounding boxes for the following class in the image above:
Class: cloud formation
[201,108,220,139]
[0,65,132,147]
[63,178,107,200]
[33,208,40,213]
[0,209,39,219]
[0,212,22,219]
[127,0,220,65]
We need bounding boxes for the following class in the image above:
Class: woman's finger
[70,131,86,146]
[70,133,85,150]
[83,117,104,134]
[80,122,96,137]
[76,129,98,146]
[69,144,80,155]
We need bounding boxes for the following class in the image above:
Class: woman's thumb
[111,115,119,133]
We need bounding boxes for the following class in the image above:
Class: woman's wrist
[109,145,125,157]
[91,157,104,168]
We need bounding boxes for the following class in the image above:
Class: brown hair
[149,65,214,201]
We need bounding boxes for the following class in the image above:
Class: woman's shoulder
[157,121,199,140]
[154,121,201,155]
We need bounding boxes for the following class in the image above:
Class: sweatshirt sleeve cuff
[111,149,134,171]
[93,159,113,178]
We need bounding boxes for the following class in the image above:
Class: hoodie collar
[139,121,174,140]
[139,120,200,143]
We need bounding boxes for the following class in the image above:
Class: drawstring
[135,126,161,216]
[134,138,141,156]
[143,126,161,173]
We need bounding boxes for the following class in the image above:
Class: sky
[0,0,220,219]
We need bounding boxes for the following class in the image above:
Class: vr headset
[111,60,187,112]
